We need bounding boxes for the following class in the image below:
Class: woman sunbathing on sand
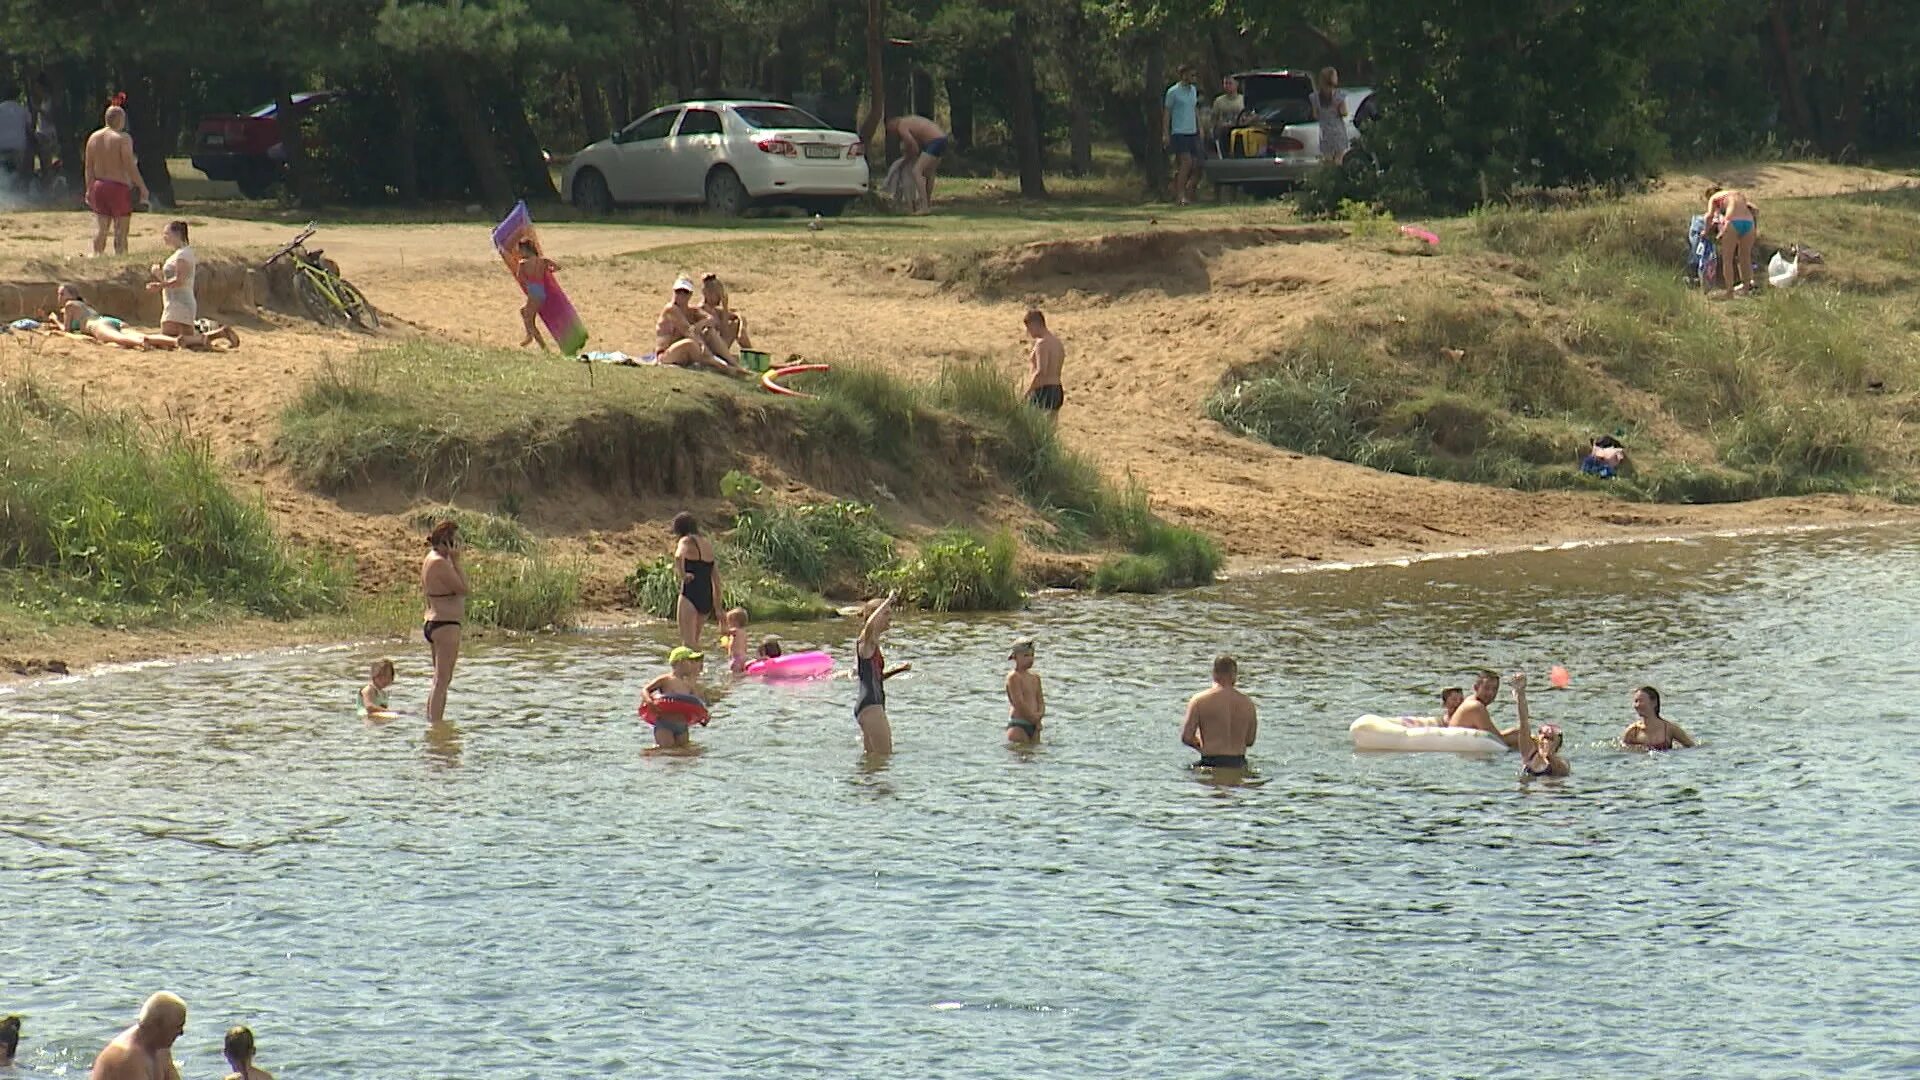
[50,284,175,350]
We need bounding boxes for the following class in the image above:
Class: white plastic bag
[1768,251,1801,289]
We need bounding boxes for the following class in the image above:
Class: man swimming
[1004,637,1045,743]
[1181,654,1257,768]
[1447,669,1519,748]
[89,992,185,1080]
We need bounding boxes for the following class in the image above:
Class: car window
[1352,94,1380,126]
[732,106,833,131]
[1238,74,1315,125]
[622,109,681,143]
[677,109,722,136]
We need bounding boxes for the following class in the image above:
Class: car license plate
[801,144,841,159]
[205,134,225,147]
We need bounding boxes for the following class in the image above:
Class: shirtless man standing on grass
[1022,309,1065,418]
[886,114,948,214]
[1448,669,1519,748]
[90,992,185,1080]
[85,105,145,256]
[1182,654,1257,769]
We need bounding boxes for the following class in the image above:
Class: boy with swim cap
[642,646,708,749]
[1004,638,1045,743]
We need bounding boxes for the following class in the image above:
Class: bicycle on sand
[264,223,380,331]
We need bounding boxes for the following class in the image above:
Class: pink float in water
[744,650,835,679]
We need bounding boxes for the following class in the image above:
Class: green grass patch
[463,552,584,630]
[1210,185,1920,505]
[624,556,836,622]
[405,504,535,554]
[1,378,346,625]
[875,528,1024,612]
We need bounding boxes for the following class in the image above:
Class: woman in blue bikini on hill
[672,512,722,649]
[1706,186,1759,297]
[421,520,467,726]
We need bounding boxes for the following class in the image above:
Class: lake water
[4,527,1918,1078]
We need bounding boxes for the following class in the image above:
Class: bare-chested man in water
[1448,669,1519,748]
[885,114,948,214]
[1022,309,1065,419]
[90,992,185,1080]
[1181,654,1257,768]
[85,105,145,256]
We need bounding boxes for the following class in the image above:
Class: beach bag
[1686,214,1719,287]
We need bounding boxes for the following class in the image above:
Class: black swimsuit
[681,557,716,616]
[423,619,460,643]
[855,646,886,719]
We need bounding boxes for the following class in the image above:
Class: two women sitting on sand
[655,272,753,375]
[49,281,239,352]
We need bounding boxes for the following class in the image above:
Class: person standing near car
[0,83,31,192]
[1209,75,1246,158]
[1163,65,1202,205]
[85,103,145,256]
[1314,67,1349,166]
[885,114,947,214]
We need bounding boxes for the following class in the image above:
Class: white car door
[607,108,681,203]
[666,107,727,202]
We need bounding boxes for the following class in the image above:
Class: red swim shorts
[87,179,133,218]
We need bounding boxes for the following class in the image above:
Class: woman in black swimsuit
[1509,673,1570,778]
[672,512,722,649]
[421,520,468,725]
[854,593,910,755]
[1623,686,1695,751]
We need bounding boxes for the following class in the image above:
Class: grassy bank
[1,377,346,632]
[281,344,1222,610]
[1208,190,1920,503]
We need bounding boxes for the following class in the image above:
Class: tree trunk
[495,83,561,201]
[119,68,180,208]
[394,70,420,202]
[911,68,935,119]
[858,0,885,144]
[1008,16,1047,198]
[1062,3,1093,175]
[576,66,610,144]
[704,36,725,94]
[1136,39,1169,196]
[431,61,514,209]
[1837,0,1868,154]
[948,78,973,151]
[275,88,313,207]
[1767,0,1816,142]
[668,0,697,96]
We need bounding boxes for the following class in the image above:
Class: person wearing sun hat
[641,645,710,750]
[654,273,740,375]
[1004,637,1045,744]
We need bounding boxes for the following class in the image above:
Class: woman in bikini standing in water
[672,512,722,649]
[421,521,468,725]
[1622,685,1695,750]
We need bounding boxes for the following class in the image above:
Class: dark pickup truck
[190,91,338,198]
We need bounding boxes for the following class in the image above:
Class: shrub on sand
[877,529,1023,612]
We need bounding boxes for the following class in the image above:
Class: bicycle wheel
[335,280,381,331]
[294,270,345,326]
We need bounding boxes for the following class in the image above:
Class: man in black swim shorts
[1022,309,1066,419]
[1182,654,1257,769]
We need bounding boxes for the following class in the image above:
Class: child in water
[1437,686,1464,725]
[1510,673,1570,778]
[642,646,708,749]
[758,636,784,660]
[721,607,751,672]
[1004,638,1045,743]
[359,659,398,721]
[514,238,560,350]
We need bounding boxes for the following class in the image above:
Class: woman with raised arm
[1509,673,1569,778]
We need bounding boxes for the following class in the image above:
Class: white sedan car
[563,100,869,217]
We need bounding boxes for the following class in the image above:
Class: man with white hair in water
[84,103,145,256]
[90,992,185,1080]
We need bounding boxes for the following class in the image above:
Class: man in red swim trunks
[84,104,145,256]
